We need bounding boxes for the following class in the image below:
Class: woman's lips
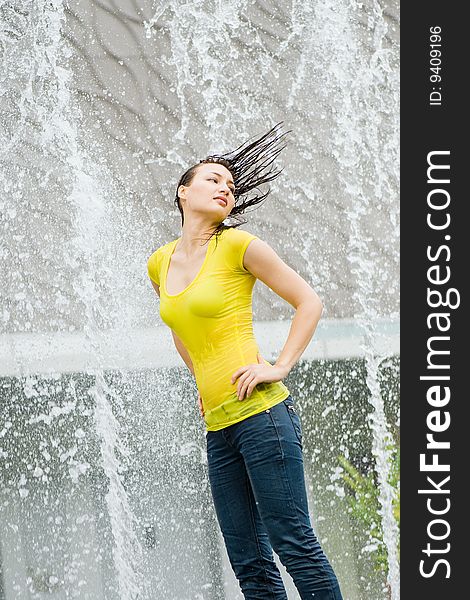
[214,197,227,207]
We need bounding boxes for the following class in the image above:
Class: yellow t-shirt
[147,227,290,431]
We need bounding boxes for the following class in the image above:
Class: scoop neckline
[163,234,216,297]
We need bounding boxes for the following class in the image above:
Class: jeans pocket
[284,400,303,445]
[283,394,294,407]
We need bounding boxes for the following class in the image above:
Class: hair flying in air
[174,121,291,242]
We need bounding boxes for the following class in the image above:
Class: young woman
[147,123,343,600]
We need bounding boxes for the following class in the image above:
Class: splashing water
[1,0,399,598]
[2,2,144,598]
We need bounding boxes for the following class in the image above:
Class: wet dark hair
[174,121,291,244]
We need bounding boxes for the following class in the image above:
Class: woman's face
[178,163,236,222]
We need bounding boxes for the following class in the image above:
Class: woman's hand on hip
[231,353,289,401]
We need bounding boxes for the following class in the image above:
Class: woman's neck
[178,219,219,254]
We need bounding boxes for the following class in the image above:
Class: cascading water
[317,1,400,597]
[70,154,145,599]
[1,1,399,598]
[1,2,144,598]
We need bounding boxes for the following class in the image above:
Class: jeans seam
[222,428,236,449]
[244,471,279,600]
[267,410,285,459]
[268,410,312,543]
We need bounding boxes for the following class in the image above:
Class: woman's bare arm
[243,238,324,375]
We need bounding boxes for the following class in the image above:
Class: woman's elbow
[315,296,324,317]
[297,289,323,313]
[307,289,324,316]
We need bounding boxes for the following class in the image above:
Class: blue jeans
[206,395,343,600]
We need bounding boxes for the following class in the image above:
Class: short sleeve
[225,228,259,272]
[147,248,163,285]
